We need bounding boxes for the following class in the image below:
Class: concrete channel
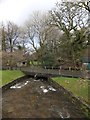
[2,75,90,119]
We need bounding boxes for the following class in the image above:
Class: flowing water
[2,77,87,118]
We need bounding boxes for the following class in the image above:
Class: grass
[52,77,89,104]
[0,70,24,86]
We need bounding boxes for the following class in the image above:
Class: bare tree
[50,1,88,36]
[0,23,7,51]
[24,11,50,60]
[6,21,20,52]
[49,1,88,67]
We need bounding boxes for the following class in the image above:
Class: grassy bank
[0,70,24,86]
[52,77,89,104]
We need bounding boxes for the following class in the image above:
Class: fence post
[59,66,61,75]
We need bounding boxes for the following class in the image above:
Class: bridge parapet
[21,67,90,79]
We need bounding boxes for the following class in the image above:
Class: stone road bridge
[21,66,90,79]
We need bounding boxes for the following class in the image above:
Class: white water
[10,81,29,89]
[40,85,56,93]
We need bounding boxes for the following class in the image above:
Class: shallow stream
[2,77,87,118]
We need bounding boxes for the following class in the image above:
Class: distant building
[82,45,90,70]
[82,45,90,63]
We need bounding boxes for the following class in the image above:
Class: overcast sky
[0,0,61,25]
